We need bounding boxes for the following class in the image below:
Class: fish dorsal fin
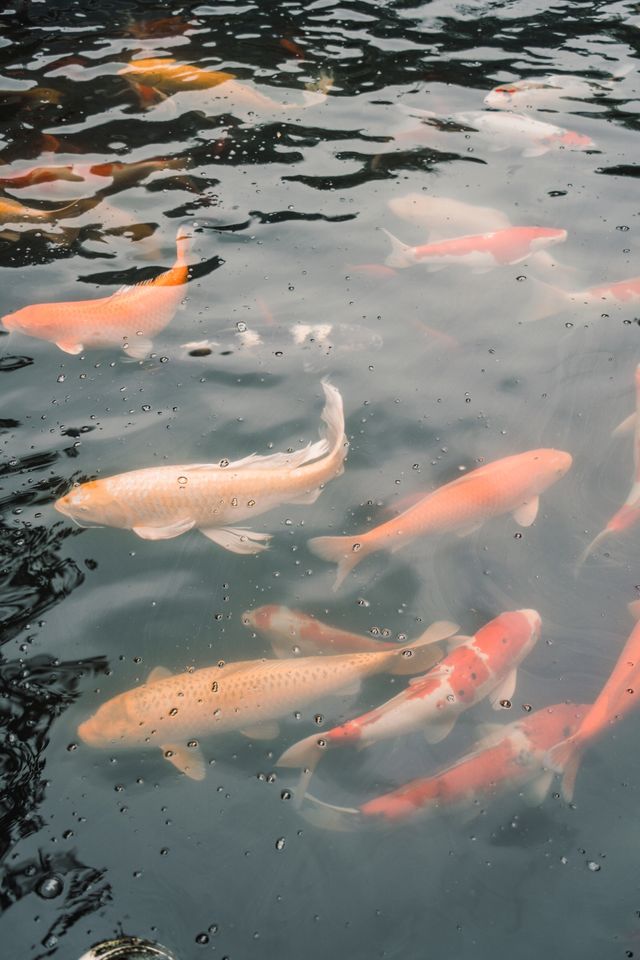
[111,277,159,298]
[162,742,206,780]
[148,666,172,683]
[241,720,280,740]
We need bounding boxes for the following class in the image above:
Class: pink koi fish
[548,612,640,800]
[303,703,587,829]
[278,610,541,784]
[308,449,572,591]
[382,225,567,272]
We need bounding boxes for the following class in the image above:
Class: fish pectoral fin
[162,742,206,781]
[446,634,472,649]
[199,526,272,554]
[423,714,457,744]
[123,337,153,359]
[241,720,280,740]
[455,521,484,538]
[513,497,539,527]
[55,340,84,355]
[148,666,172,683]
[334,677,362,697]
[286,487,323,506]
[132,518,196,540]
[523,770,554,805]
[489,668,518,710]
[613,412,636,438]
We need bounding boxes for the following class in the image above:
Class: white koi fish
[55,381,347,553]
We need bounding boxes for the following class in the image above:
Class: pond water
[1,1,640,958]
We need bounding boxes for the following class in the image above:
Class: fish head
[526,448,573,490]
[78,692,138,748]
[55,479,124,528]
[483,85,520,108]
[243,605,277,632]
[2,303,60,338]
[530,227,568,250]
[485,608,541,660]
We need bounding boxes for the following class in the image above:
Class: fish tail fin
[381,228,414,269]
[298,793,362,831]
[388,620,458,675]
[277,735,328,801]
[51,195,102,221]
[575,527,611,574]
[547,736,583,802]
[174,222,193,266]
[521,277,571,322]
[303,380,346,466]
[308,535,370,590]
[612,412,636,438]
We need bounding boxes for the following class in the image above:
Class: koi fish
[484,75,614,110]
[523,275,640,322]
[278,610,542,785]
[387,193,510,238]
[382,225,567,272]
[578,364,640,565]
[1,223,191,356]
[304,703,587,829]
[119,57,329,114]
[0,164,83,189]
[55,381,348,551]
[309,449,572,590]
[243,604,458,656]
[0,195,97,224]
[77,629,451,780]
[548,613,640,800]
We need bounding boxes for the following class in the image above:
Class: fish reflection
[303,703,587,829]
[2,223,191,356]
[278,610,541,779]
[309,449,572,590]
[243,604,458,655]
[55,382,347,551]
[77,625,454,780]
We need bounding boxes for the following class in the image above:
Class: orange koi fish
[548,613,640,800]
[55,382,348,551]
[243,604,458,656]
[382,225,567,272]
[78,630,448,780]
[278,610,541,781]
[2,223,191,356]
[309,449,572,590]
[579,364,640,565]
[0,194,96,224]
[0,164,82,189]
[304,703,587,829]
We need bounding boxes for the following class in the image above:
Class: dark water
[1,0,640,957]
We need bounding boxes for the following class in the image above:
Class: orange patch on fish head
[55,479,121,526]
[247,605,278,631]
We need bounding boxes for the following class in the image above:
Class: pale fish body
[1,224,190,356]
[309,449,572,590]
[78,629,450,780]
[484,75,613,110]
[55,382,347,553]
[387,193,510,237]
[454,110,594,156]
[278,610,542,780]
[304,703,587,829]
[382,225,567,272]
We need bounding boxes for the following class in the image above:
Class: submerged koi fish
[0,164,83,189]
[309,449,572,590]
[278,610,541,783]
[55,382,348,551]
[0,157,185,194]
[78,629,450,780]
[304,703,587,829]
[382,225,567,272]
[243,604,458,656]
[578,364,640,565]
[523,275,640,322]
[0,194,97,224]
[484,75,615,110]
[119,57,329,113]
[548,613,640,800]
[2,223,191,356]
[387,193,510,237]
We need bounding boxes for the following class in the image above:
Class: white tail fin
[387,621,457,676]
[308,534,371,590]
[174,222,192,267]
[299,793,362,831]
[381,228,415,269]
[302,380,346,466]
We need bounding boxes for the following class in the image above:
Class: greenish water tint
[1,0,640,957]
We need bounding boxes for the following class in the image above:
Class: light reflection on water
[0,0,640,957]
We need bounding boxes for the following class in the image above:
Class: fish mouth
[520,609,542,635]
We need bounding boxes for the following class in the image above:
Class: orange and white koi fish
[2,223,191,356]
[484,75,614,110]
[119,57,329,114]
[0,157,185,195]
[78,629,450,780]
[278,610,541,782]
[523,274,640,323]
[548,613,640,800]
[55,382,347,551]
[579,364,640,565]
[309,449,572,590]
[0,164,83,189]
[243,604,458,656]
[304,703,587,829]
[382,225,567,272]
[387,193,510,237]
[0,194,96,224]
